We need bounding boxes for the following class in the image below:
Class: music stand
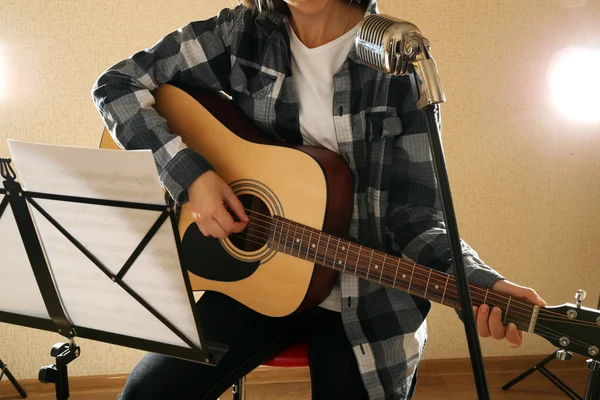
[0,140,227,400]
[0,358,27,398]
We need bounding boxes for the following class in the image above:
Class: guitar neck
[265,215,538,333]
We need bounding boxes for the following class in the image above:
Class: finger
[223,189,249,224]
[489,307,505,340]
[524,288,547,306]
[204,217,229,239]
[476,304,491,338]
[214,206,243,234]
[505,323,522,348]
[198,225,209,236]
[192,212,209,237]
[214,206,235,235]
[499,281,546,306]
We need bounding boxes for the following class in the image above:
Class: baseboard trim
[247,352,588,384]
[0,353,588,395]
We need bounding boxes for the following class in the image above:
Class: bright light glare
[549,47,600,123]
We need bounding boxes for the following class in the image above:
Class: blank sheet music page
[7,139,201,349]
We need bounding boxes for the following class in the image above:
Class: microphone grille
[355,15,397,73]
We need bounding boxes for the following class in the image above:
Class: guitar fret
[441,275,449,305]
[379,254,386,284]
[291,223,298,254]
[283,219,291,253]
[393,258,399,287]
[314,232,321,263]
[366,250,374,279]
[504,296,512,325]
[333,237,340,269]
[343,241,349,273]
[324,235,331,266]
[356,245,363,276]
[280,218,287,252]
[298,226,305,258]
[407,263,416,294]
[423,269,433,298]
[484,289,489,305]
[306,231,313,260]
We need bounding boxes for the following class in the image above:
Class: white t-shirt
[286,20,359,312]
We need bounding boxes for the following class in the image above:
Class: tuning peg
[575,289,587,308]
[556,349,573,361]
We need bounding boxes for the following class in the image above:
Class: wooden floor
[0,354,593,399]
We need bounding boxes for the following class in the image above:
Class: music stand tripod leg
[0,358,27,398]
[502,352,557,391]
[584,360,600,400]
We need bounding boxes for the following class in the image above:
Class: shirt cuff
[447,254,505,290]
[159,147,215,204]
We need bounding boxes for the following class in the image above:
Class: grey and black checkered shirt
[92,1,504,398]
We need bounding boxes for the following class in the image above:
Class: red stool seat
[262,339,309,367]
[231,339,309,399]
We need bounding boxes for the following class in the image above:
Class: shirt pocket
[230,62,279,132]
[230,62,277,98]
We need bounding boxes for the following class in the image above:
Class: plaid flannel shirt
[92,1,504,398]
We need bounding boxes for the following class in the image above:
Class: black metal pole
[422,104,490,399]
[0,358,27,398]
[584,360,600,400]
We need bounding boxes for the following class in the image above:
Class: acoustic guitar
[99,83,600,361]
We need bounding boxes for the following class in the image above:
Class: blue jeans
[118,291,369,400]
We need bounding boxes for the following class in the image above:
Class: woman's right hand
[187,170,249,238]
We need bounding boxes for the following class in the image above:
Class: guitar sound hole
[229,194,271,252]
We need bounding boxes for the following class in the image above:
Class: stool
[231,339,309,400]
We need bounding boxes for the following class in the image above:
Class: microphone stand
[421,102,490,400]
[410,35,490,400]
[355,16,490,399]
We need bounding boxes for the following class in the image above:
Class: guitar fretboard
[257,215,536,332]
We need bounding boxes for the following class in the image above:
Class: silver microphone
[355,14,446,110]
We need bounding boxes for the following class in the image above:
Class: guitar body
[100,84,354,317]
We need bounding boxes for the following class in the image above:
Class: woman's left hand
[473,280,547,348]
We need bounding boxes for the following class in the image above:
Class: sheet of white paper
[0,196,50,319]
[8,139,165,204]
[7,140,201,349]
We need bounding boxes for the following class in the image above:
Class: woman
[91,0,545,398]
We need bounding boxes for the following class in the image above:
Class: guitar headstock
[535,299,600,360]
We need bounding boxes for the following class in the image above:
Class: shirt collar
[255,0,380,39]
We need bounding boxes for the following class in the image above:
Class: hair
[240,0,288,14]
[240,0,370,15]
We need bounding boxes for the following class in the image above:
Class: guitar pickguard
[180,224,261,282]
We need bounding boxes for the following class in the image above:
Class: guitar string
[227,210,600,328]
[222,228,596,351]
[238,224,599,333]
[214,202,591,328]
[199,202,593,329]
[226,222,599,338]
[234,210,599,328]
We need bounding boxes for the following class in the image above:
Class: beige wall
[1,0,599,381]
